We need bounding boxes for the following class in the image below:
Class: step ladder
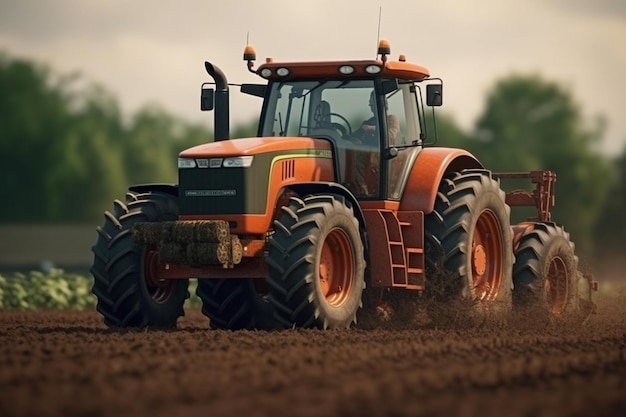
[362,209,425,290]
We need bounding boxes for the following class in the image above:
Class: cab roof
[255,58,430,82]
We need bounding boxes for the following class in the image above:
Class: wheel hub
[143,248,175,304]
[319,262,330,295]
[471,210,503,302]
[546,256,568,315]
[319,228,354,307]
[472,244,487,276]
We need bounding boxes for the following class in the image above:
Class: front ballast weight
[132,220,243,268]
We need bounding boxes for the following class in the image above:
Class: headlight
[338,65,355,75]
[276,67,290,77]
[365,65,382,74]
[178,158,196,168]
[223,156,254,168]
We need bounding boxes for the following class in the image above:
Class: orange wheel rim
[319,228,354,307]
[546,256,568,315]
[143,247,175,304]
[472,210,503,302]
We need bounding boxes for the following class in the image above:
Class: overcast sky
[1,0,625,154]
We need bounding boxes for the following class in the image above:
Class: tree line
[1,53,624,258]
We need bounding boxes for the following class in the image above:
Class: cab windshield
[260,79,375,138]
[259,78,420,201]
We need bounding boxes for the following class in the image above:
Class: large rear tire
[267,194,365,329]
[90,192,189,328]
[512,222,581,323]
[196,279,277,330]
[424,170,513,327]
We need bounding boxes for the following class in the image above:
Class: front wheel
[267,194,365,329]
[196,279,277,330]
[90,192,189,328]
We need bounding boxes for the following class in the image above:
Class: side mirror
[426,84,443,107]
[201,86,214,111]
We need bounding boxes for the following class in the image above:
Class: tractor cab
[202,40,443,200]
[259,78,413,199]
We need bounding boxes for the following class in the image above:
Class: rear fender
[399,147,483,214]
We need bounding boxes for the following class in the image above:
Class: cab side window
[385,83,420,199]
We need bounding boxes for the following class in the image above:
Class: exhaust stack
[204,62,229,141]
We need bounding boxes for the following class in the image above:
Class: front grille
[179,156,271,215]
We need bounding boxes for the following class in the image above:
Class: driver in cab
[350,92,400,196]
[355,92,400,145]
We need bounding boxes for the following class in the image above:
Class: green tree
[172,123,212,155]
[124,104,181,184]
[0,54,133,223]
[0,53,214,223]
[0,55,70,222]
[426,112,469,149]
[231,118,258,139]
[470,74,610,254]
[595,147,626,249]
[52,84,128,222]
[124,103,215,185]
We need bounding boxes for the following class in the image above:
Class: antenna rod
[376,6,382,48]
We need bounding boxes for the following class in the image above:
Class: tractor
[90,40,597,330]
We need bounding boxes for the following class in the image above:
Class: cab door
[384,82,422,200]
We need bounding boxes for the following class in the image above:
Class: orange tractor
[90,40,597,329]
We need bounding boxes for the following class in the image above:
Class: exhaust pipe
[204,62,229,141]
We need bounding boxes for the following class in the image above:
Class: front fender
[288,182,364,221]
[128,183,179,198]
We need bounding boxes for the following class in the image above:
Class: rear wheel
[90,192,189,328]
[267,194,365,329]
[424,170,513,327]
[512,222,580,323]
[196,279,277,330]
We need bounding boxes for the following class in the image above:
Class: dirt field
[1,291,625,417]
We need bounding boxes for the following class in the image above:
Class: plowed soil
[1,292,625,417]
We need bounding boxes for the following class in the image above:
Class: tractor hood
[179,136,333,158]
[177,136,336,223]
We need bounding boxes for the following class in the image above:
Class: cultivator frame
[493,170,556,222]
[495,170,598,317]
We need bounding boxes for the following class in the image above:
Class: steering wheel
[328,113,353,136]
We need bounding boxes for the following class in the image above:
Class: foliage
[123,104,212,185]
[594,149,626,248]
[0,269,95,309]
[0,56,70,222]
[424,112,469,149]
[230,118,259,139]
[0,53,213,223]
[0,275,4,309]
[468,74,611,254]
[186,279,202,309]
[0,269,201,310]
